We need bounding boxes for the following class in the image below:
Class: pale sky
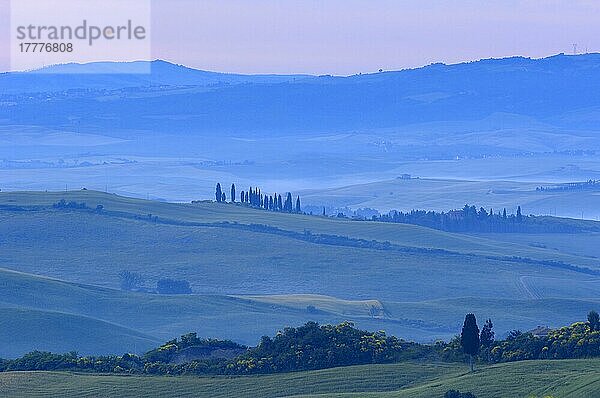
[1,0,600,75]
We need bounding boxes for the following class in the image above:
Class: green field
[1,190,598,269]
[0,359,598,398]
[472,232,600,260]
[0,267,409,356]
[0,190,599,356]
[4,265,598,357]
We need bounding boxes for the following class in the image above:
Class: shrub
[156,278,192,294]
[445,390,477,398]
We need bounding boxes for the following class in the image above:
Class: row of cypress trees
[215,183,301,213]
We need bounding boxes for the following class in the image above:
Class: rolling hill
[0,305,159,357]
[0,60,312,94]
[299,176,600,220]
[0,190,599,355]
[0,267,414,356]
[0,359,598,397]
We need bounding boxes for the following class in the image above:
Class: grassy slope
[0,360,598,398]
[0,190,599,353]
[390,361,600,398]
[0,267,460,356]
[0,190,597,270]
[1,265,598,356]
[2,209,578,304]
[0,268,356,354]
[304,360,600,398]
[472,232,600,260]
[0,306,159,357]
[236,294,385,316]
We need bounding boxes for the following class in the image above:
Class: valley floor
[0,359,598,398]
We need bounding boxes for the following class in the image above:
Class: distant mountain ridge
[4,53,600,93]
[0,59,313,94]
[1,53,600,138]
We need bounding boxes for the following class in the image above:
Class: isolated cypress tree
[516,206,523,222]
[295,196,301,213]
[222,192,226,202]
[503,208,507,219]
[215,183,222,203]
[231,184,236,203]
[461,313,480,372]
[240,190,245,203]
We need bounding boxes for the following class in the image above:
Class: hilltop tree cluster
[226,321,424,374]
[0,322,434,376]
[445,310,600,368]
[215,183,302,214]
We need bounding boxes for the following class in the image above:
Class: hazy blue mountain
[2,53,599,137]
[0,60,313,94]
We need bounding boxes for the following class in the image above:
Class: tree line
[214,183,301,213]
[536,180,600,192]
[1,311,598,377]
[370,204,590,233]
[450,310,600,371]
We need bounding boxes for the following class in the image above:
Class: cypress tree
[461,313,480,372]
[277,195,282,211]
[231,184,236,203]
[295,196,301,213]
[240,190,245,203]
[480,319,495,346]
[215,183,222,203]
[516,206,523,222]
